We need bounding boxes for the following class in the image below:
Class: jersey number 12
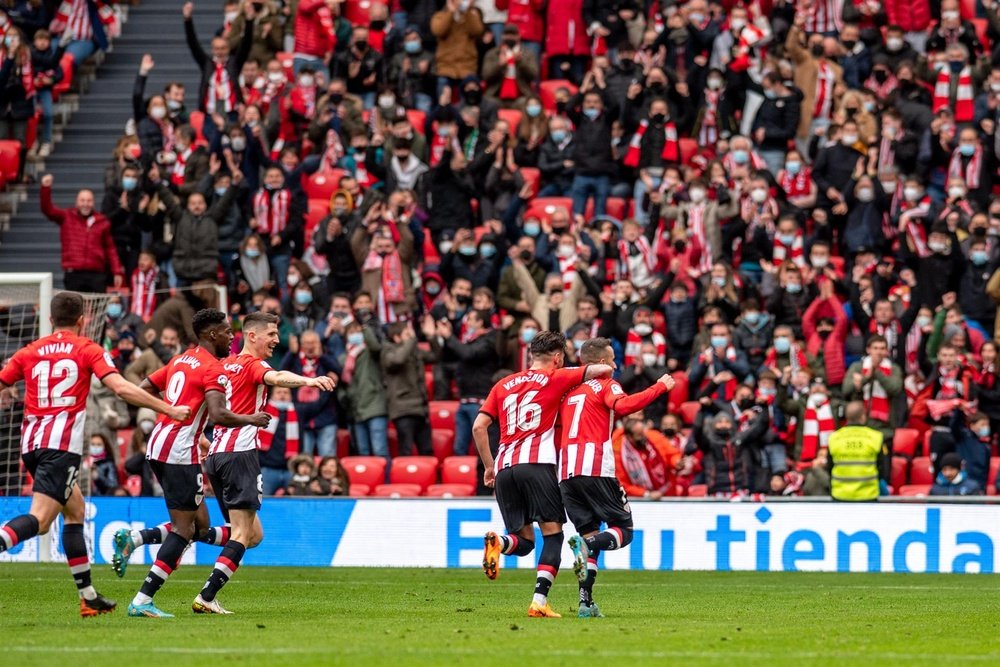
[31,359,79,408]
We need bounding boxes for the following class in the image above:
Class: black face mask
[354,40,368,52]
[370,20,386,30]
[455,294,471,306]
[738,398,754,411]
[502,39,517,48]
[873,69,888,84]
[817,329,832,340]
[811,44,825,57]
[649,83,666,96]
[845,107,858,117]
[651,113,666,124]
[842,39,857,49]
[715,428,732,439]
[551,225,568,235]
[329,92,343,105]
[632,437,647,448]
[519,249,533,262]
[252,1,264,10]
[673,239,687,252]
[618,59,635,71]
[464,89,482,105]
[662,428,677,437]
[555,100,567,113]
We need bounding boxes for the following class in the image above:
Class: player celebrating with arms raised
[560,337,674,618]
[192,311,336,614]
[0,292,190,617]
[123,308,273,618]
[473,330,613,618]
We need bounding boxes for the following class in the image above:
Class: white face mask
[903,186,921,202]
[689,188,706,203]
[150,106,167,120]
[224,10,238,22]
[557,244,576,258]
[948,186,965,199]
[299,75,315,88]
[881,180,897,193]
[942,10,959,20]
[707,78,722,90]
[750,188,767,203]
[641,353,658,367]
[811,256,829,268]
[886,37,903,50]
[268,71,284,83]
[287,274,300,287]
[841,134,858,146]
[857,187,874,202]
[634,323,653,336]
[379,95,395,108]
[928,240,948,253]
[731,17,746,31]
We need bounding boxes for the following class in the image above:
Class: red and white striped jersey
[558,378,669,480]
[0,331,118,456]
[146,346,228,465]
[210,353,272,455]
[480,366,587,473]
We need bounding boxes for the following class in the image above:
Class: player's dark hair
[193,308,228,338]
[244,311,279,332]
[580,337,612,364]
[529,330,566,357]
[51,291,84,327]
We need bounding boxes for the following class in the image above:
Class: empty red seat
[0,140,21,184]
[426,483,476,497]
[519,166,540,198]
[892,428,920,458]
[523,197,573,225]
[342,0,373,24]
[538,79,577,111]
[304,199,330,241]
[604,197,627,220]
[667,370,689,412]
[52,53,75,102]
[890,457,908,492]
[442,456,478,487]
[497,108,522,135]
[910,457,934,485]
[431,429,454,461]
[336,430,351,458]
[341,456,387,488]
[429,400,459,432]
[688,484,707,497]
[302,169,346,201]
[373,483,422,498]
[678,401,701,426]
[389,456,438,491]
[899,484,932,497]
[349,483,371,497]
[679,137,699,164]
[988,457,1000,496]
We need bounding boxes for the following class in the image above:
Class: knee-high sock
[131,522,172,548]
[200,540,246,603]
[580,551,599,605]
[499,533,535,557]
[0,514,39,553]
[585,526,633,552]
[132,531,190,605]
[62,523,95,600]
[197,525,231,546]
[533,532,563,605]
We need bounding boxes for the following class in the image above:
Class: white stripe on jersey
[20,410,86,455]
[210,384,266,455]
[148,402,209,464]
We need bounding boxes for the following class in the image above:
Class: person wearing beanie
[930,452,983,496]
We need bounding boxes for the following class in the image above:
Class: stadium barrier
[1,497,998,574]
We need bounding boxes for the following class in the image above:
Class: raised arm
[611,374,675,415]
[583,364,614,381]
[263,369,337,390]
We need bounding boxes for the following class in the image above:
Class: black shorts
[494,463,565,533]
[560,476,633,535]
[203,450,262,518]
[149,461,204,512]
[22,449,81,504]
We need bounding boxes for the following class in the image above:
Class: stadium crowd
[10,0,1000,500]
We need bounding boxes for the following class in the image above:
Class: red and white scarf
[296,353,322,404]
[130,266,159,321]
[900,196,932,257]
[948,144,982,189]
[877,130,902,174]
[699,90,720,146]
[772,232,805,267]
[207,60,237,115]
[170,146,192,186]
[623,119,679,168]
[158,118,175,153]
[290,84,317,119]
[499,48,520,99]
[779,168,811,199]
[362,247,406,315]
[764,344,808,375]
[320,128,345,173]
[341,339,365,384]
[557,250,579,292]
[617,237,656,284]
[933,67,974,122]
[870,318,901,359]
[905,324,922,376]
[865,70,898,101]
[813,60,835,120]
[936,365,962,401]
[50,0,118,41]
[624,329,667,366]
[722,149,766,173]
[687,203,713,273]
[861,355,893,422]
[620,436,668,491]
[258,401,300,456]
[253,188,291,237]
[741,195,779,237]
[800,393,835,461]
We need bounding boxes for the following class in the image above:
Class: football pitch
[1,565,998,666]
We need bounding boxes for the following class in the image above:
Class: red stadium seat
[688,484,707,497]
[429,400,459,432]
[519,167,540,198]
[898,484,932,497]
[988,457,1000,496]
[667,371,689,413]
[373,483,422,498]
[973,18,989,48]
[342,0,373,24]
[304,199,330,241]
[52,53,74,102]
[406,109,427,135]
[604,197,627,220]
[679,137,699,164]
[342,456,387,488]
[538,79,577,111]
[349,483,371,497]
[302,169,347,201]
[910,457,934,485]
[498,108,522,135]
[0,140,21,184]
[524,197,573,225]
[892,428,920,458]
[678,401,701,426]
[337,430,351,458]
[890,457,909,492]
[426,483,476,497]
[960,0,976,18]
[389,456,438,491]
[441,456,478,487]
[424,368,436,397]
[431,429,454,461]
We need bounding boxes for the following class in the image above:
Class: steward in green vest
[827,401,889,501]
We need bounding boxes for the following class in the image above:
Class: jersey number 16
[502,391,542,436]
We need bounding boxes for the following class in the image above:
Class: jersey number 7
[502,391,542,436]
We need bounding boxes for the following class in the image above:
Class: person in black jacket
[0,29,35,182]
[901,222,964,310]
[686,405,765,497]
[811,118,866,209]
[314,212,362,297]
[536,116,575,196]
[101,162,145,278]
[567,79,617,218]
[28,29,64,157]
[182,1,253,118]
[751,72,802,176]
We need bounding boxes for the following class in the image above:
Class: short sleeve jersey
[558,377,623,480]
[146,346,228,465]
[0,331,117,456]
[209,353,271,455]
[481,366,587,473]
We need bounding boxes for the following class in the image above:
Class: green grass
[1,565,999,666]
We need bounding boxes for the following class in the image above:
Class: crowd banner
[1,497,998,574]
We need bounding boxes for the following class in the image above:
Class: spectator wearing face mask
[932,125,996,211]
[785,18,844,144]
[40,173,125,293]
[925,0,982,62]
[661,179,739,275]
[613,418,682,499]
[83,434,121,497]
[687,408,758,497]
[619,342,670,426]
[750,71,802,175]
[284,283,325,336]
[351,205,417,323]
[733,299,774,370]
[498,317,541,372]
[778,374,844,464]
[662,281,699,369]
[332,26,384,108]
[339,319,391,466]
[873,25,921,69]
[945,412,992,491]
[902,222,964,310]
[497,235,545,326]
[567,85,617,217]
[388,26,435,112]
[440,227,507,290]
[537,116,575,197]
[931,451,984,495]
[689,322,751,403]
[124,326,182,385]
[101,163,146,278]
[812,118,866,211]
[279,330,342,458]
[431,0,485,93]
[183,1,254,117]
[764,263,815,335]
[482,24,538,107]
[802,280,849,386]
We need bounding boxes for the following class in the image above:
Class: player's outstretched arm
[205,391,271,428]
[103,373,191,421]
[472,413,496,488]
[613,373,676,416]
[583,363,614,381]
[264,370,336,391]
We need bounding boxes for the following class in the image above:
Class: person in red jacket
[40,173,124,293]
[293,0,337,75]
[802,278,848,388]
[544,0,589,81]
[497,0,545,59]
[612,419,682,499]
